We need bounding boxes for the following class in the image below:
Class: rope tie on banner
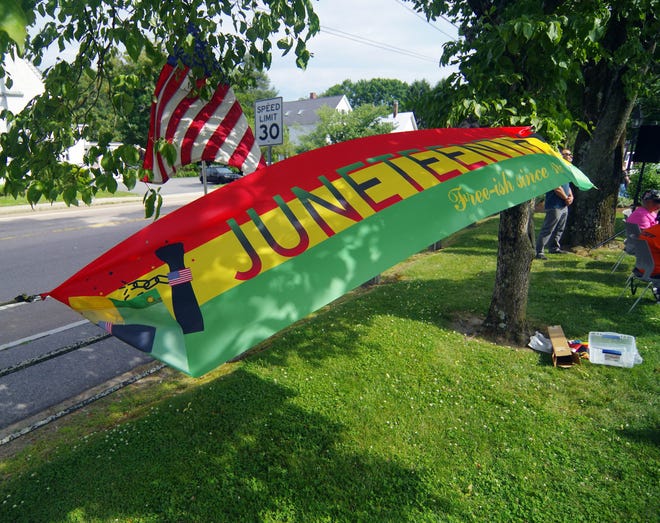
[0,294,43,308]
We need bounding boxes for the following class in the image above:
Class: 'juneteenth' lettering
[229,137,552,279]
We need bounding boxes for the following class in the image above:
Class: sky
[267,0,460,101]
[34,0,460,102]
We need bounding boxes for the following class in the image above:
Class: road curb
[0,361,166,452]
[0,192,204,216]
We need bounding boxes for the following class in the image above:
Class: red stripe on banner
[180,84,232,166]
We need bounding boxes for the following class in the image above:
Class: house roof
[283,95,351,126]
[379,111,418,133]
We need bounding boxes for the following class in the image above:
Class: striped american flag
[142,56,266,184]
[167,268,193,286]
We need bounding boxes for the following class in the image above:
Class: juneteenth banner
[45,127,593,377]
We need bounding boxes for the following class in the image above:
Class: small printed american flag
[142,55,265,184]
[98,321,113,333]
[167,268,193,286]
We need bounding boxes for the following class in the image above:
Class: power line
[393,0,459,41]
[320,25,440,64]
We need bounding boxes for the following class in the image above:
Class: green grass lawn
[0,216,657,522]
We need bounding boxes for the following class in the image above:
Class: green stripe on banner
[178,153,590,376]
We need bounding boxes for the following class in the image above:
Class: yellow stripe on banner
[189,177,379,305]
[298,176,375,231]
[350,161,422,205]
[69,296,124,324]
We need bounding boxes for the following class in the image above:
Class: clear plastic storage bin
[588,332,638,368]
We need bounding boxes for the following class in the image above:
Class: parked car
[200,165,242,184]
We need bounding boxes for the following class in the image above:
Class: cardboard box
[547,325,580,368]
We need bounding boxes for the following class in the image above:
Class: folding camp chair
[620,238,660,312]
[611,221,642,272]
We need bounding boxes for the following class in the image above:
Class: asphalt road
[0,178,212,441]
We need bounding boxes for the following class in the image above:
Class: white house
[378,101,418,133]
[0,55,113,166]
[282,93,418,146]
[0,55,45,133]
[283,93,352,146]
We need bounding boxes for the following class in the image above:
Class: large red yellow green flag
[45,127,593,377]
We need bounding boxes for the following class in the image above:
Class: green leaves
[277,37,293,53]
[1,0,320,212]
[0,0,27,52]
[546,21,562,44]
[143,186,163,220]
[156,139,177,167]
[323,78,411,108]
[513,19,534,40]
[26,181,43,205]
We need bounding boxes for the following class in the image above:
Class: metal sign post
[255,96,283,164]
[201,161,208,195]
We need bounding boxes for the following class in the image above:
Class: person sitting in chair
[627,189,660,230]
[638,222,660,302]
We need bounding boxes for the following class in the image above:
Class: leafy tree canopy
[234,66,278,128]
[323,78,411,111]
[75,53,157,146]
[0,0,319,207]
[407,0,658,145]
[404,78,454,129]
[322,77,459,130]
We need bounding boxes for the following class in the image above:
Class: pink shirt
[627,206,658,230]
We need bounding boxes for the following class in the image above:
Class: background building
[0,55,45,134]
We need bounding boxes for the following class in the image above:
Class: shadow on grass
[3,219,655,521]
[257,243,655,373]
[2,369,451,522]
[618,426,660,447]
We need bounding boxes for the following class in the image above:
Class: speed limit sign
[254,97,283,146]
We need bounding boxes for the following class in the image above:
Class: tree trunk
[562,16,654,248]
[482,201,535,345]
[564,65,635,247]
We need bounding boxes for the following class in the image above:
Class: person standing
[535,149,574,260]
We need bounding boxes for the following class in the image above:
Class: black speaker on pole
[633,125,660,163]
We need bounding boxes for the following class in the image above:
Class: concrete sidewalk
[0,192,208,216]
[0,177,211,216]
[0,195,141,215]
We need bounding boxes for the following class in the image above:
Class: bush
[627,163,660,200]
[171,163,198,178]
[618,194,633,208]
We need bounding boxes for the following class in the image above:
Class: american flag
[142,55,266,184]
[167,268,193,286]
